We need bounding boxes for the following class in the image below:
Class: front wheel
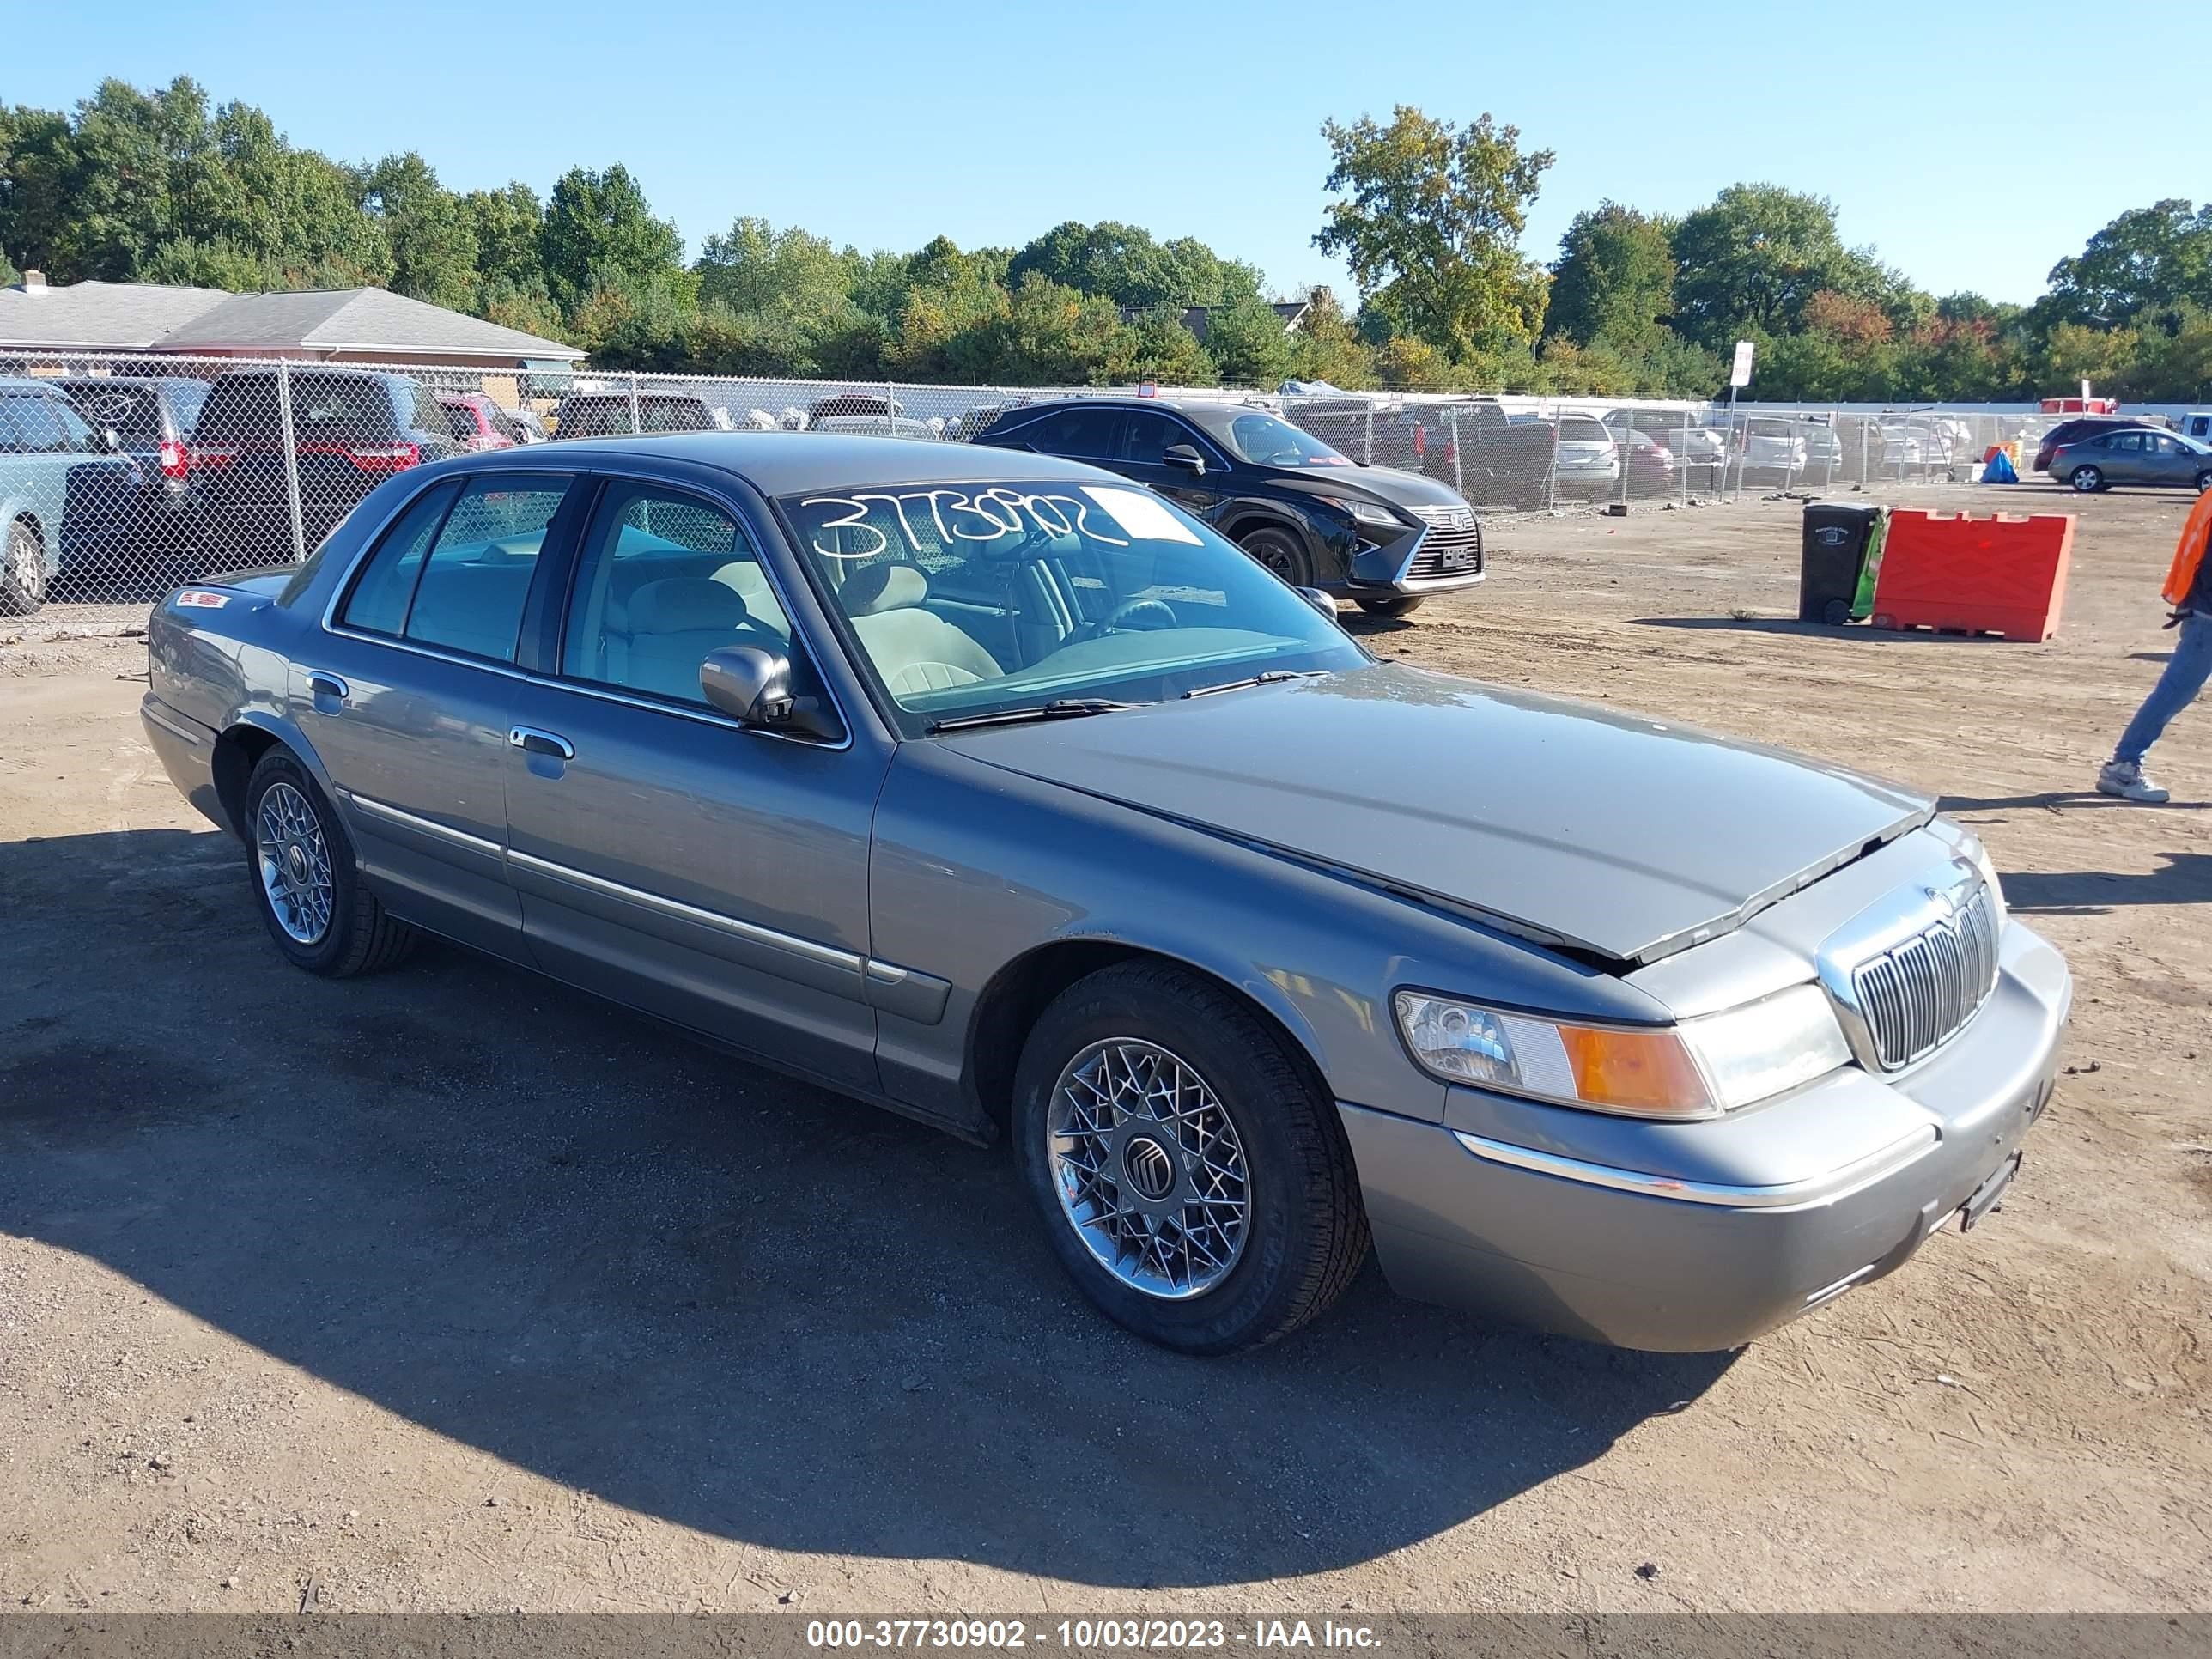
[2196,470,2211,495]
[1237,525,1313,588]
[2069,465,2106,493]
[1356,595,1425,620]
[1013,962,1370,1354]
[1,517,47,616]
[243,750,419,976]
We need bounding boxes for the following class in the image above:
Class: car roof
[0,374,66,392]
[434,431,1127,494]
[993,394,1271,419]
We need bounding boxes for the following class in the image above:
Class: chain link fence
[0,346,2107,613]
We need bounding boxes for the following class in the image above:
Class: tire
[1821,598,1852,626]
[1356,595,1425,620]
[1,517,47,617]
[1013,961,1369,1354]
[2069,465,2106,494]
[242,749,418,977]
[2196,471,2211,495]
[1237,524,1313,588]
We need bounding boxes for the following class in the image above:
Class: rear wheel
[243,750,418,977]
[2195,470,2211,495]
[2069,465,2106,493]
[1356,595,1425,620]
[1,517,46,616]
[1237,525,1313,588]
[1014,961,1369,1355]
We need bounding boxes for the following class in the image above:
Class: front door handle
[306,670,349,703]
[508,726,575,761]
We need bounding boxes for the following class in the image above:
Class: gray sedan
[2047,426,2212,493]
[139,434,2072,1355]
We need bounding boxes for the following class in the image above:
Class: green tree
[540,164,682,312]
[462,182,547,294]
[1204,295,1296,386]
[1008,220,1261,310]
[1284,286,1376,387]
[1546,203,1676,354]
[2039,200,2212,329]
[1104,301,1216,386]
[361,151,477,311]
[1669,184,1892,349]
[1313,106,1553,357]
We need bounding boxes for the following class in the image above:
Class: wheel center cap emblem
[287,844,308,882]
[1122,1136,1176,1202]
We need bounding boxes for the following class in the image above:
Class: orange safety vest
[2163,489,2212,610]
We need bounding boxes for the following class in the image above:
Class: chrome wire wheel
[1048,1038,1249,1300]
[254,781,335,945]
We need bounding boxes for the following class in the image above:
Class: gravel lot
[2,481,2208,1616]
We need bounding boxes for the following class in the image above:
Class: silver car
[2047,426,2212,493]
[139,435,2072,1356]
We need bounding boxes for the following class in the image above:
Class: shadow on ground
[1998,852,2212,915]
[0,826,1729,1589]
[1632,616,2021,644]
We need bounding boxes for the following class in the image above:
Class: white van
[2182,411,2211,443]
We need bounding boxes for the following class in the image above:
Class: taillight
[188,443,236,471]
[159,439,190,480]
[343,442,420,474]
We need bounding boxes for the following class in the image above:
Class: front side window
[1123,410,1202,465]
[778,478,1365,732]
[562,483,794,707]
[1210,410,1352,468]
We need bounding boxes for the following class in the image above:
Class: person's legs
[2101,612,2212,800]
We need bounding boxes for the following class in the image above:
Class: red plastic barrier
[1869,508,2075,641]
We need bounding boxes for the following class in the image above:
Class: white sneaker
[2097,760,2170,804]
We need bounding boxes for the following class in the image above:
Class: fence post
[1547,404,1560,512]
[276,359,307,563]
[1363,404,1374,465]
[1615,408,1631,510]
[1825,407,1838,492]
[1680,409,1691,508]
[627,373,641,434]
[887,379,898,436]
[1448,405,1464,498]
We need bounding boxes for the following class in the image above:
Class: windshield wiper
[927,698,1140,733]
[1181,669,1326,700]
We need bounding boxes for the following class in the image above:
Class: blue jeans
[2114,611,2212,764]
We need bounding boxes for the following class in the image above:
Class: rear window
[1558,416,1612,442]
[195,375,282,438]
[291,374,402,437]
[62,383,163,447]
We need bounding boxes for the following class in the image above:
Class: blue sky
[8,2,2207,307]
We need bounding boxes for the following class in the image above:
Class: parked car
[1739,419,1811,481]
[0,373,140,612]
[137,432,2074,1356]
[973,395,1484,617]
[1423,398,1556,510]
[2032,416,2166,475]
[550,391,717,439]
[806,392,938,441]
[188,367,461,561]
[1618,428,1678,490]
[436,392,524,453]
[56,374,211,558]
[1522,412,1619,497]
[1609,409,1725,469]
[2045,427,2212,493]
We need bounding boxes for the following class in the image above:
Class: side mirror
[1297,586,1339,622]
[1163,443,1206,476]
[701,644,840,740]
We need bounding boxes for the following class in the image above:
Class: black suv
[549,391,718,439]
[969,397,1483,617]
[189,368,460,560]
[57,375,211,559]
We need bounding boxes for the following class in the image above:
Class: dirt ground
[1,479,2207,1617]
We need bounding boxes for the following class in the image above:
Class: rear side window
[1012,405,1120,458]
[339,480,461,635]
[404,477,572,661]
[441,402,479,442]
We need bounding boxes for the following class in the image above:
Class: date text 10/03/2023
[805,1620,1382,1650]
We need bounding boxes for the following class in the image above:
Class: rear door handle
[508,726,575,761]
[307,671,349,704]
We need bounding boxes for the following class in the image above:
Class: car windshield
[777,479,1366,732]
[1201,410,1353,468]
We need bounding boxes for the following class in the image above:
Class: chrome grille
[1850,881,2002,1069]
[1406,504,1483,580]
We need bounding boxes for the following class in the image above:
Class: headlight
[1393,985,1852,1118]
[1321,495,1404,530]
[1960,836,2007,926]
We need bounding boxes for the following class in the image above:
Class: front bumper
[1340,920,2072,1352]
[1345,520,1486,598]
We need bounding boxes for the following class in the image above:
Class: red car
[436,393,521,453]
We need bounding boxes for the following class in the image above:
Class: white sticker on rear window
[1079,486,1202,545]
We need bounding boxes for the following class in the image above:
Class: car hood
[1275,464,1466,511]
[938,664,1931,965]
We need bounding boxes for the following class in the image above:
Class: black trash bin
[1800,503,1881,624]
